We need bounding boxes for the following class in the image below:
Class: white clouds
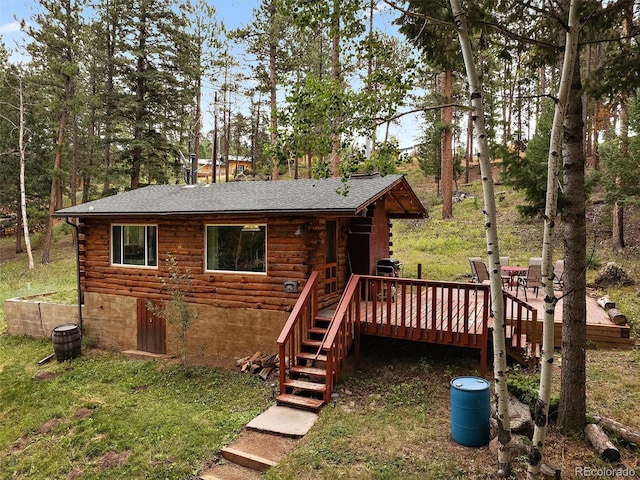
[0,21,21,34]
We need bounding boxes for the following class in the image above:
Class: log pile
[596,295,628,326]
[236,351,279,380]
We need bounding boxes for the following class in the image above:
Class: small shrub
[507,372,559,421]
[147,255,196,365]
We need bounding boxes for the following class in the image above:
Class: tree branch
[374,102,471,125]
[383,0,456,29]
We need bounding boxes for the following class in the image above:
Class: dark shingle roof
[54,174,427,218]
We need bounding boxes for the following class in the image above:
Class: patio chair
[516,264,542,301]
[468,257,482,282]
[472,260,490,283]
[499,256,511,288]
[553,259,565,290]
[528,257,542,266]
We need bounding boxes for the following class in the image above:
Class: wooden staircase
[501,289,541,370]
[276,313,331,412]
[276,272,361,412]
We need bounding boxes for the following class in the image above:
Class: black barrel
[52,324,82,361]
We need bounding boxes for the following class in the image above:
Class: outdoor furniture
[468,257,483,282]
[472,260,490,283]
[553,259,565,290]
[516,264,542,301]
[501,265,528,289]
[499,256,511,288]
[529,257,542,266]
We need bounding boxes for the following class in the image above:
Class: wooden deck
[509,287,634,349]
[320,277,634,363]
[357,278,488,348]
[277,272,634,411]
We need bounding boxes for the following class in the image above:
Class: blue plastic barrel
[450,376,490,447]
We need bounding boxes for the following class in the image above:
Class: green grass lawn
[0,336,272,479]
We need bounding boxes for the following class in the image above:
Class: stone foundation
[5,292,288,365]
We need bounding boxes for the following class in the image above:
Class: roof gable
[55,174,427,219]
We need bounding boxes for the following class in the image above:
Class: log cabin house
[53,173,428,367]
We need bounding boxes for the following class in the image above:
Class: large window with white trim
[206,224,266,273]
[111,224,158,267]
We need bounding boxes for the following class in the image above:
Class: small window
[206,224,266,273]
[111,224,158,268]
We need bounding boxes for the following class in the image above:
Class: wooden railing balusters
[278,272,538,411]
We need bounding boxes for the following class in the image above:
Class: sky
[0,0,421,149]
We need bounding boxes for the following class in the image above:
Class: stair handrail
[502,289,539,369]
[321,274,362,403]
[277,271,319,395]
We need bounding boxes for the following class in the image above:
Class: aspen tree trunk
[527,1,580,477]
[18,77,34,269]
[448,0,511,474]
[330,0,341,177]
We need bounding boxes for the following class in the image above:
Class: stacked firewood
[236,351,279,380]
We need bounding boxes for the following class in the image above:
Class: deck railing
[358,275,490,344]
[276,270,319,396]
[503,289,539,368]
[321,274,362,403]
[277,271,538,404]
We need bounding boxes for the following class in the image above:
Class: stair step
[309,327,327,336]
[198,463,263,480]
[302,339,323,349]
[296,351,328,363]
[289,365,326,378]
[220,446,276,472]
[283,379,326,393]
[276,393,324,411]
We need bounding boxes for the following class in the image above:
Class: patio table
[501,265,528,288]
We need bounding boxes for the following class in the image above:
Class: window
[111,224,157,267]
[206,224,266,273]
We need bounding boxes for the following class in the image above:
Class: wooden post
[417,264,422,279]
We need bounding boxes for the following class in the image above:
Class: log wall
[80,214,354,311]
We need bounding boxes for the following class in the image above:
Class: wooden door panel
[137,299,166,354]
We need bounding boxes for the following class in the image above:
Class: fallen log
[597,296,615,311]
[540,463,561,479]
[594,415,640,446]
[585,423,620,461]
[608,308,627,326]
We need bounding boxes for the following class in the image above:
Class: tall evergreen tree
[25,0,84,264]
[117,0,194,188]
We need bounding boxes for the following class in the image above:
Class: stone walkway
[198,405,318,479]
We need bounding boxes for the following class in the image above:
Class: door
[137,299,166,354]
[324,220,338,296]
